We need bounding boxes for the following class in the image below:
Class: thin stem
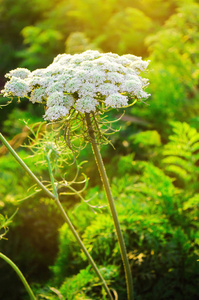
[85,113,134,300]
[0,133,55,200]
[0,252,36,300]
[46,150,59,198]
[0,132,113,300]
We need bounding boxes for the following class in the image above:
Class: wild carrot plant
[1,50,150,299]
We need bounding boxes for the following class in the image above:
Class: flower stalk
[0,132,113,300]
[85,113,134,300]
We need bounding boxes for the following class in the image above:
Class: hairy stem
[0,132,113,300]
[85,113,134,300]
[0,252,36,300]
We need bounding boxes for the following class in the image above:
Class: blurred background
[0,0,199,299]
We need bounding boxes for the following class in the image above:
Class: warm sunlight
[0,0,198,299]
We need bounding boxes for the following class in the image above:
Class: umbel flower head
[2,50,150,121]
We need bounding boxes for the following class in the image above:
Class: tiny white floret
[105,93,129,108]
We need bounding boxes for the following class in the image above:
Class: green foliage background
[0,0,199,299]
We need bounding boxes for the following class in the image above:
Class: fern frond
[163,147,191,159]
[164,165,190,181]
[183,194,199,210]
[162,156,193,173]
[193,153,199,162]
[191,142,199,153]
[162,122,199,187]
[188,134,199,146]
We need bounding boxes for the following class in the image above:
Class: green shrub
[50,223,86,286]
[60,265,119,300]
[131,2,199,134]
[51,151,199,299]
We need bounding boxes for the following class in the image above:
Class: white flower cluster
[2,50,150,121]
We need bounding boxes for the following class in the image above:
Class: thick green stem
[85,113,134,300]
[0,252,36,300]
[0,132,113,300]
